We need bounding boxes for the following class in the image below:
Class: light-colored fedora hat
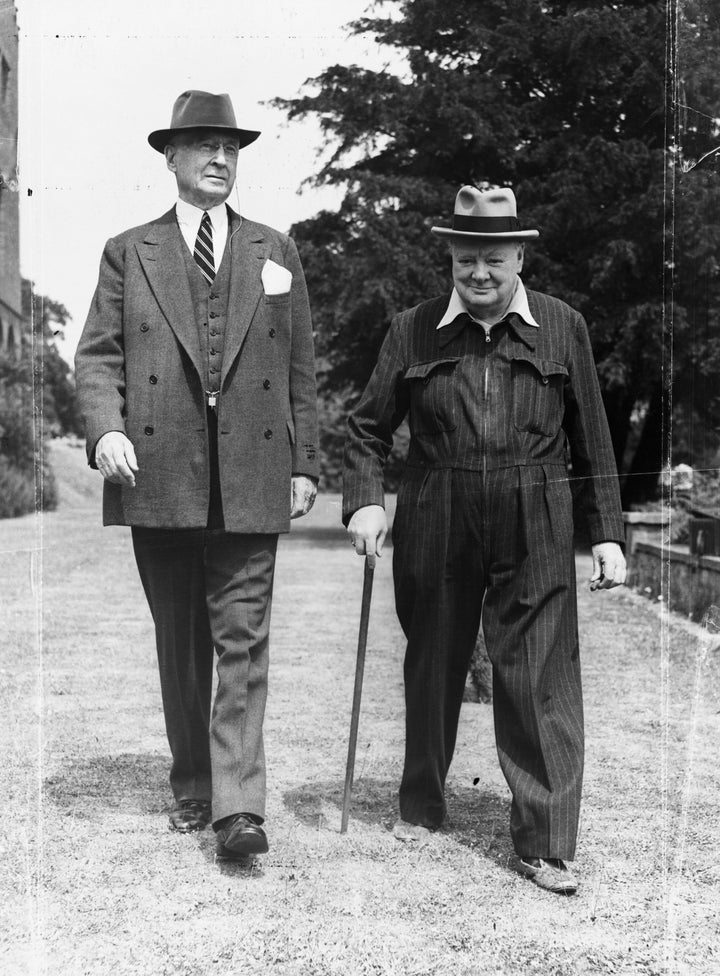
[148,90,261,153]
[431,185,539,240]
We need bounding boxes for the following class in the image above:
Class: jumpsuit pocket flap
[512,354,568,383]
[404,358,461,383]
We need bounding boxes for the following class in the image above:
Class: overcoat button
[209,311,218,318]
[209,292,218,300]
[210,366,218,374]
[264,429,273,439]
[542,377,549,384]
[140,323,149,332]
[263,379,270,390]
[149,375,157,384]
[144,426,154,435]
[269,328,276,338]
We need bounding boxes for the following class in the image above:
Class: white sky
[16,0,393,359]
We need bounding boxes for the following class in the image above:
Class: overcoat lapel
[222,209,270,387]
[135,208,205,381]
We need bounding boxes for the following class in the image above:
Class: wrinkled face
[451,241,524,321]
[165,128,240,209]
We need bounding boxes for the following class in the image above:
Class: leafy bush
[638,468,720,544]
[0,357,58,517]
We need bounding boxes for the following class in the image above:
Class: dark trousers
[392,465,583,860]
[132,527,278,825]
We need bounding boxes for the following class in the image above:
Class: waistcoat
[181,234,232,394]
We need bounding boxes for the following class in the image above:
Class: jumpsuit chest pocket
[404,357,461,435]
[511,354,568,436]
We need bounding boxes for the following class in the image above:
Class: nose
[210,146,228,165]
[470,261,490,281]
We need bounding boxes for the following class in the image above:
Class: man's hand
[290,475,317,519]
[347,504,388,569]
[95,431,139,487]
[589,542,626,591]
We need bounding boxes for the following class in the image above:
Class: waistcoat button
[263,379,270,390]
[144,426,154,435]
[264,429,273,439]
[269,328,276,338]
[149,375,157,384]
[140,323,149,332]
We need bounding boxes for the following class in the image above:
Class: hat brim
[431,226,539,240]
[148,125,261,153]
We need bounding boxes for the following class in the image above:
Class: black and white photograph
[1,1,719,973]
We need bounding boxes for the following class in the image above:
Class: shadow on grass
[43,754,265,877]
[283,776,512,861]
[43,753,169,816]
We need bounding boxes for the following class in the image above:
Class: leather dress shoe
[215,814,269,858]
[168,798,212,833]
[513,855,578,895]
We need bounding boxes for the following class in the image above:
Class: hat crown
[455,186,518,220]
[169,90,238,131]
[429,184,538,240]
[148,90,260,153]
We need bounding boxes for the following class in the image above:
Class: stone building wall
[0,0,23,360]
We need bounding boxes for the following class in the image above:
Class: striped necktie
[193,211,215,284]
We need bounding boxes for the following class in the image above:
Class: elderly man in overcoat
[343,185,626,894]
[75,90,318,859]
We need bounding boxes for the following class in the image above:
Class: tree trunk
[622,385,666,507]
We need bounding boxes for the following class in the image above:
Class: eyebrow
[455,250,508,259]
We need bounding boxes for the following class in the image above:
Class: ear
[516,244,525,271]
[165,144,177,173]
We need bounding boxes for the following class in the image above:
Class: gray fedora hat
[431,186,539,240]
[148,90,261,153]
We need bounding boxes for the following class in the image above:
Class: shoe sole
[168,821,210,833]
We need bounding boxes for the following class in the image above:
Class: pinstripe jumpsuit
[342,288,624,859]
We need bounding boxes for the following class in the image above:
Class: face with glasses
[165,128,241,209]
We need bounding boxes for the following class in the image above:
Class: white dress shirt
[437,277,540,333]
[175,198,229,273]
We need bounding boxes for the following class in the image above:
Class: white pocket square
[261,259,292,295]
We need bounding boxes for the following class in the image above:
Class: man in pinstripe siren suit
[342,185,627,895]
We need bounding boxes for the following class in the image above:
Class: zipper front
[482,328,491,484]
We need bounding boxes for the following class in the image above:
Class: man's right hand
[347,504,388,569]
[95,431,139,487]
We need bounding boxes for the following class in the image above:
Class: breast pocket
[404,357,461,435]
[512,354,568,436]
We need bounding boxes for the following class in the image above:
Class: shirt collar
[175,198,229,234]
[437,277,539,329]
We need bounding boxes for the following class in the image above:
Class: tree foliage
[669,0,720,482]
[0,282,79,517]
[276,0,720,500]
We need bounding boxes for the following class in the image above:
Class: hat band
[452,215,521,232]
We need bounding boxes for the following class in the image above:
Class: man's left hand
[589,542,626,591]
[290,475,317,519]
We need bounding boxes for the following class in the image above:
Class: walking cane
[340,556,375,833]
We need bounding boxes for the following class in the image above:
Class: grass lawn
[1,440,719,975]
